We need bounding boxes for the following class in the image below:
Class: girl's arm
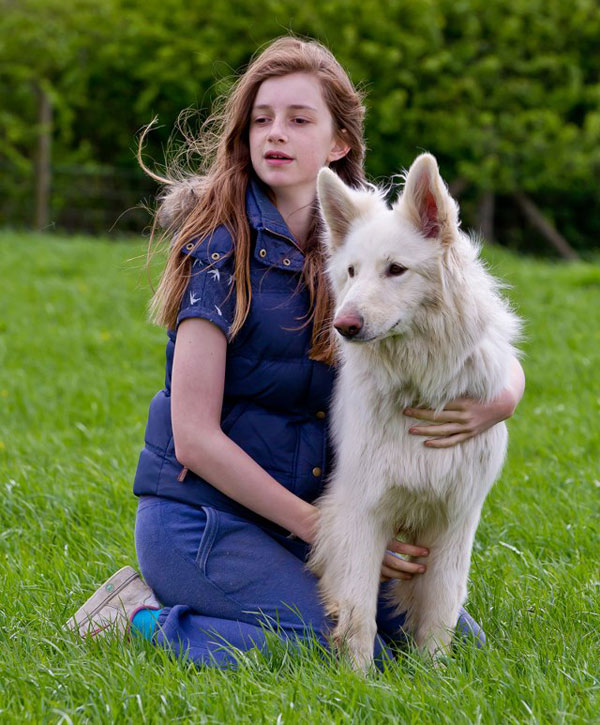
[404,355,525,448]
[171,317,319,543]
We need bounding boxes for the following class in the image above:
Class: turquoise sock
[131,608,163,640]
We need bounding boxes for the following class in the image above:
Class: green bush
[1,0,598,252]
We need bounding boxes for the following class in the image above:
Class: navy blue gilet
[133,176,336,531]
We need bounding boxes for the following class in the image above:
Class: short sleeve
[176,226,236,338]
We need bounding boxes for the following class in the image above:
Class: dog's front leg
[404,511,481,661]
[310,498,392,673]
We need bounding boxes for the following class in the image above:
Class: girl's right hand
[380,540,429,582]
[306,505,428,580]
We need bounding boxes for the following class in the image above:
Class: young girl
[67,36,525,667]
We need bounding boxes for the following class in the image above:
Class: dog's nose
[334,314,364,339]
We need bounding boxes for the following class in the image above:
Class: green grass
[1,231,598,723]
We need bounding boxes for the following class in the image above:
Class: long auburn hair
[140,35,367,365]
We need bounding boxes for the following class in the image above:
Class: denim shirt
[133,176,336,530]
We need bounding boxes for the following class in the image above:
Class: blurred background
[2,0,599,258]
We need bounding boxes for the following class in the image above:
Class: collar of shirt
[246,176,305,272]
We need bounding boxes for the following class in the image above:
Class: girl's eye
[293,118,309,124]
[388,263,407,276]
[252,117,269,124]
[348,266,355,278]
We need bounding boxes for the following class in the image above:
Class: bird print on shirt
[187,257,230,314]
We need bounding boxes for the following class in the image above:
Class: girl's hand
[404,357,525,449]
[305,510,429,582]
[404,392,513,448]
[380,539,429,582]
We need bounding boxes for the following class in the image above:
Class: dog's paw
[431,652,451,670]
[330,613,377,675]
[416,629,453,666]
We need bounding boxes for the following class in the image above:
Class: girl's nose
[268,119,287,143]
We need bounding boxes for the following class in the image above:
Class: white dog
[308,153,521,671]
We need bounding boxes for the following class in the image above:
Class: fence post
[33,81,52,231]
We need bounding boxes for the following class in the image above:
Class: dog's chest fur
[331,360,508,532]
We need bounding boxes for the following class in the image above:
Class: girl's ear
[326,128,351,163]
[317,167,360,249]
[398,153,459,245]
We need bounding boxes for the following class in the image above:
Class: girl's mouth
[265,152,294,166]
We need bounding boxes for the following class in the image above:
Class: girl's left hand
[404,388,517,449]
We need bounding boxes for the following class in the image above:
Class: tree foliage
[1,0,598,251]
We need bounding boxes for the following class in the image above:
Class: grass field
[0,231,598,723]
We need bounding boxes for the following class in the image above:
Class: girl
[67,36,525,667]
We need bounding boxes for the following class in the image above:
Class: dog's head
[317,153,461,343]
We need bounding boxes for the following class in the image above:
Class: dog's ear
[317,167,361,249]
[399,153,459,245]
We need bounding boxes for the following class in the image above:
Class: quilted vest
[133,176,336,531]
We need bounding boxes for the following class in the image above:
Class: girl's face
[249,72,349,203]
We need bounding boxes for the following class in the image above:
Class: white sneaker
[65,566,161,638]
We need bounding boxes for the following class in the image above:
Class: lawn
[0,231,598,723]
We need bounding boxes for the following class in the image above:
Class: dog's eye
[348,266,355,278]
[388,263,407,276]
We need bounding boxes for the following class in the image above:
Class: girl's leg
[135,497,394,668]
[151,607,272,668]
